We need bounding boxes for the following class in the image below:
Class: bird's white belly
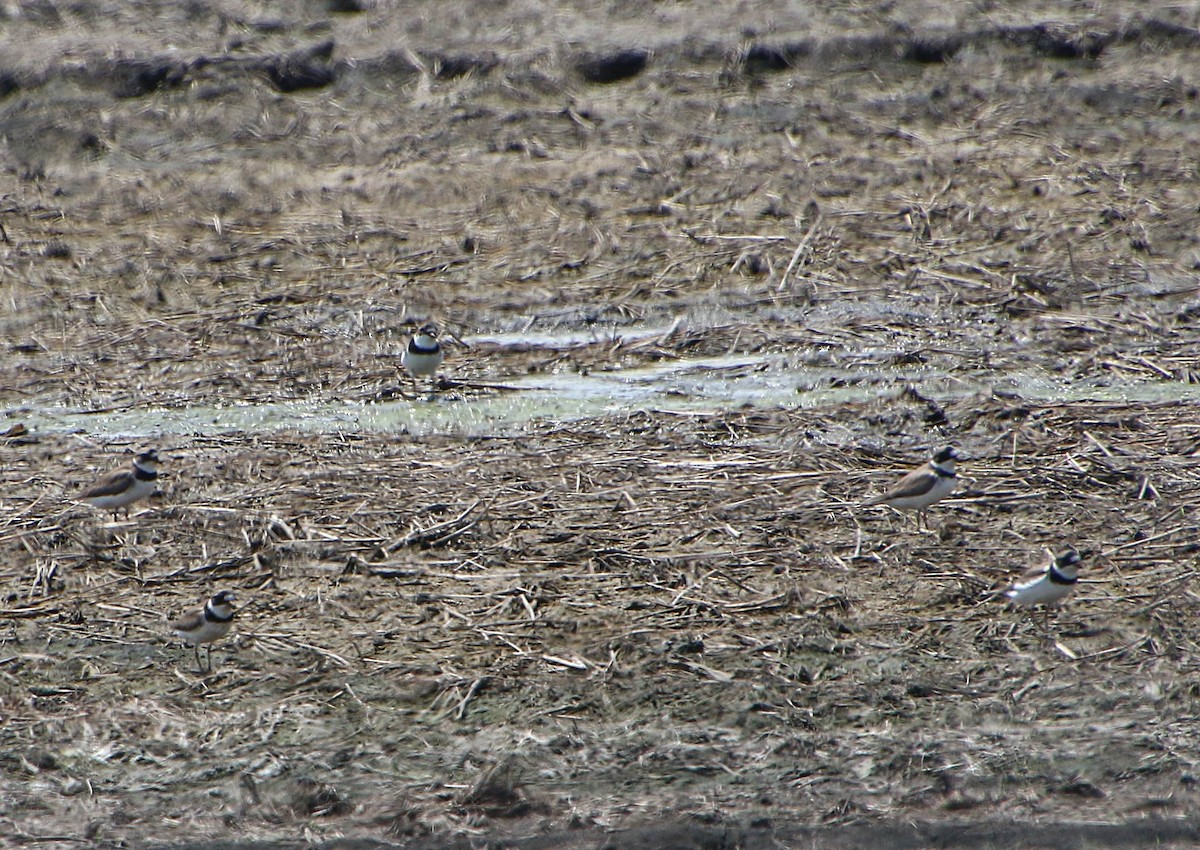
[403,349,443,377]
[1006,576,1073,607]
[84,478,156,509]
[175,619,232,647]
[888,475,956,510]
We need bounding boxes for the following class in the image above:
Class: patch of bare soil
[4,1,1200,848]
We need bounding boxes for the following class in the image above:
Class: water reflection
[11,352,1200,439]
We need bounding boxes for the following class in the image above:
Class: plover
[79,449,160,517]
[1004,546,1083,609]
[401,322,444,400]
[171,590,237,672]
[862,446,958,530]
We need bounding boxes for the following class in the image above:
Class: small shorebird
[1005,546,1083,609]
[79,449,160,517]
[862,446,958,530]
[170,590,237,672]
[401,322,444,400]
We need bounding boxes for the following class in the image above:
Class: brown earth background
[4,0,1200,847]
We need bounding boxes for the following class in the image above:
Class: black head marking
[1054,547,1081,568]
[932,446,958,464]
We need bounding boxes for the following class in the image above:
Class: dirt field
[4,1,1200,847]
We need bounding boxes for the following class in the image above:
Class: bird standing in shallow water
[402,322,444,400]
[862,446,958,530]
[78,449,160,518]
[170,590,237,672]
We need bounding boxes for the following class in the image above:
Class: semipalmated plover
[401,322,444,400]
[171,590,237,672]
[79,449,160,517]
[1004,546,1083,608]
[862,446,958,529]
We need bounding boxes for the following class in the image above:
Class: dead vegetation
[3,1,1200,412]
[3,0,1200,847]
[3,395,1200,846]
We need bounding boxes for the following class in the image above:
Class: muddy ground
[4,1,1200,848]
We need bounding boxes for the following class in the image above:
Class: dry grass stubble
[4,0,1200,846]
[3,393,1200,844]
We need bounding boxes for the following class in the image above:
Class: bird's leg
[1029,608,1053,642]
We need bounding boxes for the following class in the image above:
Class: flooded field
[4,1,1200,848]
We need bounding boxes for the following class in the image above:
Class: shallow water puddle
[12,352,1200,439]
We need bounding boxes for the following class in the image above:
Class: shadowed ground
[148,818,1200,849]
